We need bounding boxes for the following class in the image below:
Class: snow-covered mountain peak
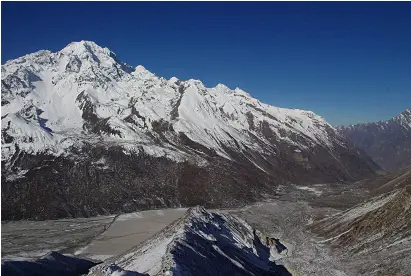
[57,40,125,73]
[134,65,148,72]
[214,83,232,94]
[186,78,206,89]
[2,49,53,77]
[169,76,180,83]
[58,40,117,60]
[2,41,380,220]
[4,49,51,65]
[132,64,156,80]
[234,87,252,98]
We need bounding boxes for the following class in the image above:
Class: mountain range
[1,41,380,220]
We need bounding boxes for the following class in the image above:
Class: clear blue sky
[2,2,410,125]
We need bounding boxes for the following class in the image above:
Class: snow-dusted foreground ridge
[88,206,291,276]
[2,41,378,220]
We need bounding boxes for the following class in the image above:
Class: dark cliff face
[2,139,378,221]
[338,109,411,171]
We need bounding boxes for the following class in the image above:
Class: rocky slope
[1,41,378,220]
[311,171,411,275]
[338,109,411,171]
[88,206,291,276]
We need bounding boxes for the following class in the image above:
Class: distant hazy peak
[338,108,411,171]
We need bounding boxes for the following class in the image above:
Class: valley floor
[231,201,349,276]
[2,182,409,275]
[2,209,188,262]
